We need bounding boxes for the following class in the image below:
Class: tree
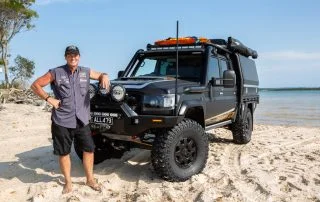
[0,59,4,83]
[0,0,38,88]
[9,55,35,88]
[0,58,3,69]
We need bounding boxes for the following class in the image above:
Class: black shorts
[51,121,95,156]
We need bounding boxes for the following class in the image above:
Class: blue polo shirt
[49,65,90,128]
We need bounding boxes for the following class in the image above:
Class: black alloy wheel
[174,138,197,168]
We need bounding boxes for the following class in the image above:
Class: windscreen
[128,53,204,83]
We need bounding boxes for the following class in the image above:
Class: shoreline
[259,87,320,91]
[254,121,320,129]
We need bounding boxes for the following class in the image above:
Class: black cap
[65,45,80,56]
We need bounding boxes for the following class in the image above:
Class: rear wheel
[151,119,208,182]
[74,134,127,164]
[231,107,253,144]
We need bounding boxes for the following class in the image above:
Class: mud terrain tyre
[231,107,253,144]
[74,134,126,164]
[151,119,208,182]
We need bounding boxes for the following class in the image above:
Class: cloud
[260,51,320,60]
[256,50,320,87]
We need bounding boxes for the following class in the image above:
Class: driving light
[111,85,126,102]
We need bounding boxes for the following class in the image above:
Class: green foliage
[9,55,35,87]
[0,0,38,42]
[0,0,38,88]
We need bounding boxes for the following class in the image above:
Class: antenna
[174,21,179,116]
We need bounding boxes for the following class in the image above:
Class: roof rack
[146,43,203,51]
[147,36,258,59]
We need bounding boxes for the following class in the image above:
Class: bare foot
[62,183,72,194]
[86,179,102,192]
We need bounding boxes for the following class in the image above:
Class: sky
[1,0,320,88]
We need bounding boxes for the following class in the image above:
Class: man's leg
[83,151,95,183]
[59,154,72,194]
[83,151,101,191]
[52,122,74,194]
[75,123,101,191]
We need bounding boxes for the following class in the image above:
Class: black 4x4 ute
[74,36,259,182]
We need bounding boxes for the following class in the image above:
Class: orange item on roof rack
[155,37,209,46]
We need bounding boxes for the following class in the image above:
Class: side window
[207,57,220,84]
[219,59,229,78]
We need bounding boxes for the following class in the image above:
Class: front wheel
[231,107,253,144]
[74,134,127,164]
[151,119,208,182]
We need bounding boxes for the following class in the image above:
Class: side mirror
[223,70,236,88]
[118,70,124,78]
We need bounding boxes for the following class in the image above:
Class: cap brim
[65,50,80,55]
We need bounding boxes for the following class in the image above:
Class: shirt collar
[64,64,79,74]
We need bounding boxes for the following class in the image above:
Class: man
[31,45,110,194]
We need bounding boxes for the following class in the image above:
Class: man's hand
[47,97,61,109]
[90,70,111,92]
[99,74,110,92]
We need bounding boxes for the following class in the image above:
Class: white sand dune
[0,103,319,202]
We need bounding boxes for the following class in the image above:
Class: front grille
[90,92,143,114]
[91,94,121,112]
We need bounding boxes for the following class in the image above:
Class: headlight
[89,84,97,99]
[111,85,126,102]
[143,94,178,110]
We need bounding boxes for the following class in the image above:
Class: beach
[0,103,320,202]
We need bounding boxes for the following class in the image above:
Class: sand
[0,103,319,202]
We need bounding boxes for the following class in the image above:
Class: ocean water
[254,90,320,127]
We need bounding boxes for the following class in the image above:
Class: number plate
[90,112,120,125]
[91,116,113,125]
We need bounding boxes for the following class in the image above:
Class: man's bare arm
[31,72,53,99]
[31,72,60,109]
[90,69,110,90]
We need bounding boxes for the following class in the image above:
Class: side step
[205,120,232,131]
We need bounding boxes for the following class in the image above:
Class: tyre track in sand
[219,144,272,202]
[209,125,320,202]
